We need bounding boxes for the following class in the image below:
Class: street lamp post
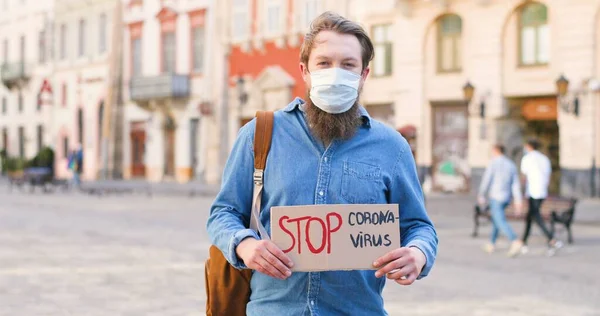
[556,74,593,195]
[556,74,580,116]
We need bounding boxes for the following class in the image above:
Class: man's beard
[304,93,362,145]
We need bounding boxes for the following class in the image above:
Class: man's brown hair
[300,11,374,70]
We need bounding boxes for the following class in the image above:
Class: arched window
[437,14,462,72]
[519,2,549,65]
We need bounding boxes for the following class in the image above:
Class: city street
[0,188,599,316]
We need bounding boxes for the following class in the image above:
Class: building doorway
[129,121,146,178]
[431,103,470,193]
[520,97,560,195]
[77,108,84,145]
[164,115,176,178]
[190,118,200,178]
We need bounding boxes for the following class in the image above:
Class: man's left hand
[373,247,426,285]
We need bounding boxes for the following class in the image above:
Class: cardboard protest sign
[270,204,400,272]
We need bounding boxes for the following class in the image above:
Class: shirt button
[324,157,328,162]
[319,191,324,196]
[311,301,315,306]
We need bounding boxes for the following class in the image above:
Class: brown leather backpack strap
[249,111,274,239]
[254,111,274,173]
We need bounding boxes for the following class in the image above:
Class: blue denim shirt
[478,155,522,204]
[207,98,438,316]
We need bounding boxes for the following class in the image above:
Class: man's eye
[344,63,355,68]
[317,62,328,66]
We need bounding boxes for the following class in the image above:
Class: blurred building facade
[389,0,600,197]
[52,0,120,180]
[1,0,600,197]
[122,0,218,183]
[0,0,54,163]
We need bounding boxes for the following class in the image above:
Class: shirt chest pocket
[340,161,382,204]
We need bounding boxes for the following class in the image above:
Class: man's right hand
[236,238,294,280]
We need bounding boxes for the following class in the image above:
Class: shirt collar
[283,97,372,128]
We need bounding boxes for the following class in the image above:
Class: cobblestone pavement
[0,189,599,315]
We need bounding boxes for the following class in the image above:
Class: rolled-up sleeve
[206,121,257,269]
[389,140,438,279]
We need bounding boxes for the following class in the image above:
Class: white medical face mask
[309,67,361,114]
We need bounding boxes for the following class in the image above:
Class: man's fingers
[261,250,292,278]
[255,256,287,280]
[265,242,294,268]
[386,266,413,281]
[375,256,410,278]
[373,248,409,268]
[395,272,418,286]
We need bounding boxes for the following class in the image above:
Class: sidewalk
[573,198,600,224]
[80,179,220,197]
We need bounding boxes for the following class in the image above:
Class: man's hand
[373,247,426,286]
[478,196,487,206]
[236,238,294,280]
[514,201,524,216]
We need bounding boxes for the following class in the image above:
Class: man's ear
[300,63,310,82]
[359,67,370,90]
[361,67,370,81]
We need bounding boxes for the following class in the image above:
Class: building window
[60,24,67,60]
[372,24,392,77]
[2,128,7,151]
[18,92,23,113]
[36,125,43,152]
[1,97,6,114]
[131,37,142,77]
[266,0,281,35]
[303,0,318,29]
[19,35,25,62]
[63,136,69,158]
[78,19,86,57]
[192,26,205,72]
[437,14,462,73]
[61,83,67,107]
[519,2,549,66]
[18,126,24,158]
[38,30,46,63]
[232,0,249,41]
[2,39,7,63]
[162,32,176,74]
[99,13,107,54]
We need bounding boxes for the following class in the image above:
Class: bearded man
[207,11,438,315]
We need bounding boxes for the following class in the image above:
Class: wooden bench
[472,196,577,244]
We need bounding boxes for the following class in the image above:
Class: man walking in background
[520,139,562,255]
[478,144,524,257]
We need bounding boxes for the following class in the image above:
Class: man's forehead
[311,30,362,58]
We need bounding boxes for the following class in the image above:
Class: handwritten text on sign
[270,204,400,272]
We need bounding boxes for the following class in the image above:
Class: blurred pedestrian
[520,139,562,255]
[67,143,83,188]
[478,144,524,257]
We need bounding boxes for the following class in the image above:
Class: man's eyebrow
[313,55,331,60]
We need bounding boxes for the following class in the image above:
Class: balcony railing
[130,74,190,102]
[1,62,31,89]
